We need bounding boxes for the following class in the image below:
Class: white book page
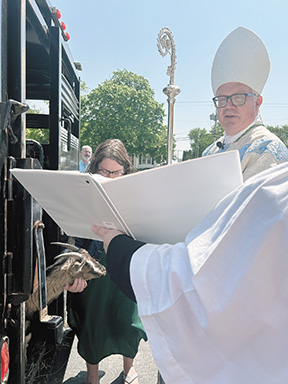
[101,151,243,244]
[10,169,130,240]
[11,151,242,244]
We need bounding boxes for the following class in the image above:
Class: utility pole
[210,112,218,142]
[157,27,181,164]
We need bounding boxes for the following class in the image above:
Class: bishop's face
[216,82,262,136]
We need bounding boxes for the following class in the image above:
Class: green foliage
[182,149,193,161]
[187,123,224,158]
[266,125,288,147]
[26,104,49,143]
[80,69,168,163]
[26,128,49,143]
[188,127,212,158]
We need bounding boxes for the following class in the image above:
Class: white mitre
[211,26,271,95]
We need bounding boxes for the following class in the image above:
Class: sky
[54,0,288,154]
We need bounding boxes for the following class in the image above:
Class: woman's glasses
[98,168,124,177]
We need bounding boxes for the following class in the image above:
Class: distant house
[131,154,159,170]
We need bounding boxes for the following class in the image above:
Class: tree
[188,128,212,158]
[26,103,49,143]
[80,69,168,163]
[187,123,224,158]
[266,125,288,147]
[182,149,193,161]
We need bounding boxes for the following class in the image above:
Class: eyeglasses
[98,168,124,177]
[212,93,256,108]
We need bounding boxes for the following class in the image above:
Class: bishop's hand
[91,225,123,253]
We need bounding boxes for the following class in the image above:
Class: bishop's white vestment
[130,163,288,384]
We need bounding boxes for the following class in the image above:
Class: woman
[66,139,147,384]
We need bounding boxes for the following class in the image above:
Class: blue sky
[56,0,288,153]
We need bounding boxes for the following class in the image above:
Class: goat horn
[54,252,83,259]
[51,242,80,252]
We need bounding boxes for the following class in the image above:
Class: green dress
[67,241,147,365]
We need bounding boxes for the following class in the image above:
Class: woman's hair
[87,139,134,175]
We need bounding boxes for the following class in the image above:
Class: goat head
[25,242,106,318]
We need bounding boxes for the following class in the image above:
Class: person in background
[66,139,146,384]
[89,27,288,384]
[202,26,288,181]
[79,145,92,173]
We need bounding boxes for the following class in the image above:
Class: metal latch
[33,220,48,320]
[33,220,63,344]
[61,116,74,151]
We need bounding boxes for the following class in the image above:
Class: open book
[11,151,242,244]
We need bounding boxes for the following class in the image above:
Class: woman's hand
[91,225,123,253]
[64,278,87,293]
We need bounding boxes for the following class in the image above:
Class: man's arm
[91,226,146,301]
[107,234,146,301]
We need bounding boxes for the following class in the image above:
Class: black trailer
[0,0,80,382]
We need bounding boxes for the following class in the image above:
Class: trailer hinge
[3,252,29,306]
[0,100,29,144]
[5,157,17,201]
[3,252,13,295]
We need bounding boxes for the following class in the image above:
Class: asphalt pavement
[62,337,160,384]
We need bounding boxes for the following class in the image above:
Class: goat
[25,242,106,318]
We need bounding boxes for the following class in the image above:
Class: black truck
[0,0,81,382]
